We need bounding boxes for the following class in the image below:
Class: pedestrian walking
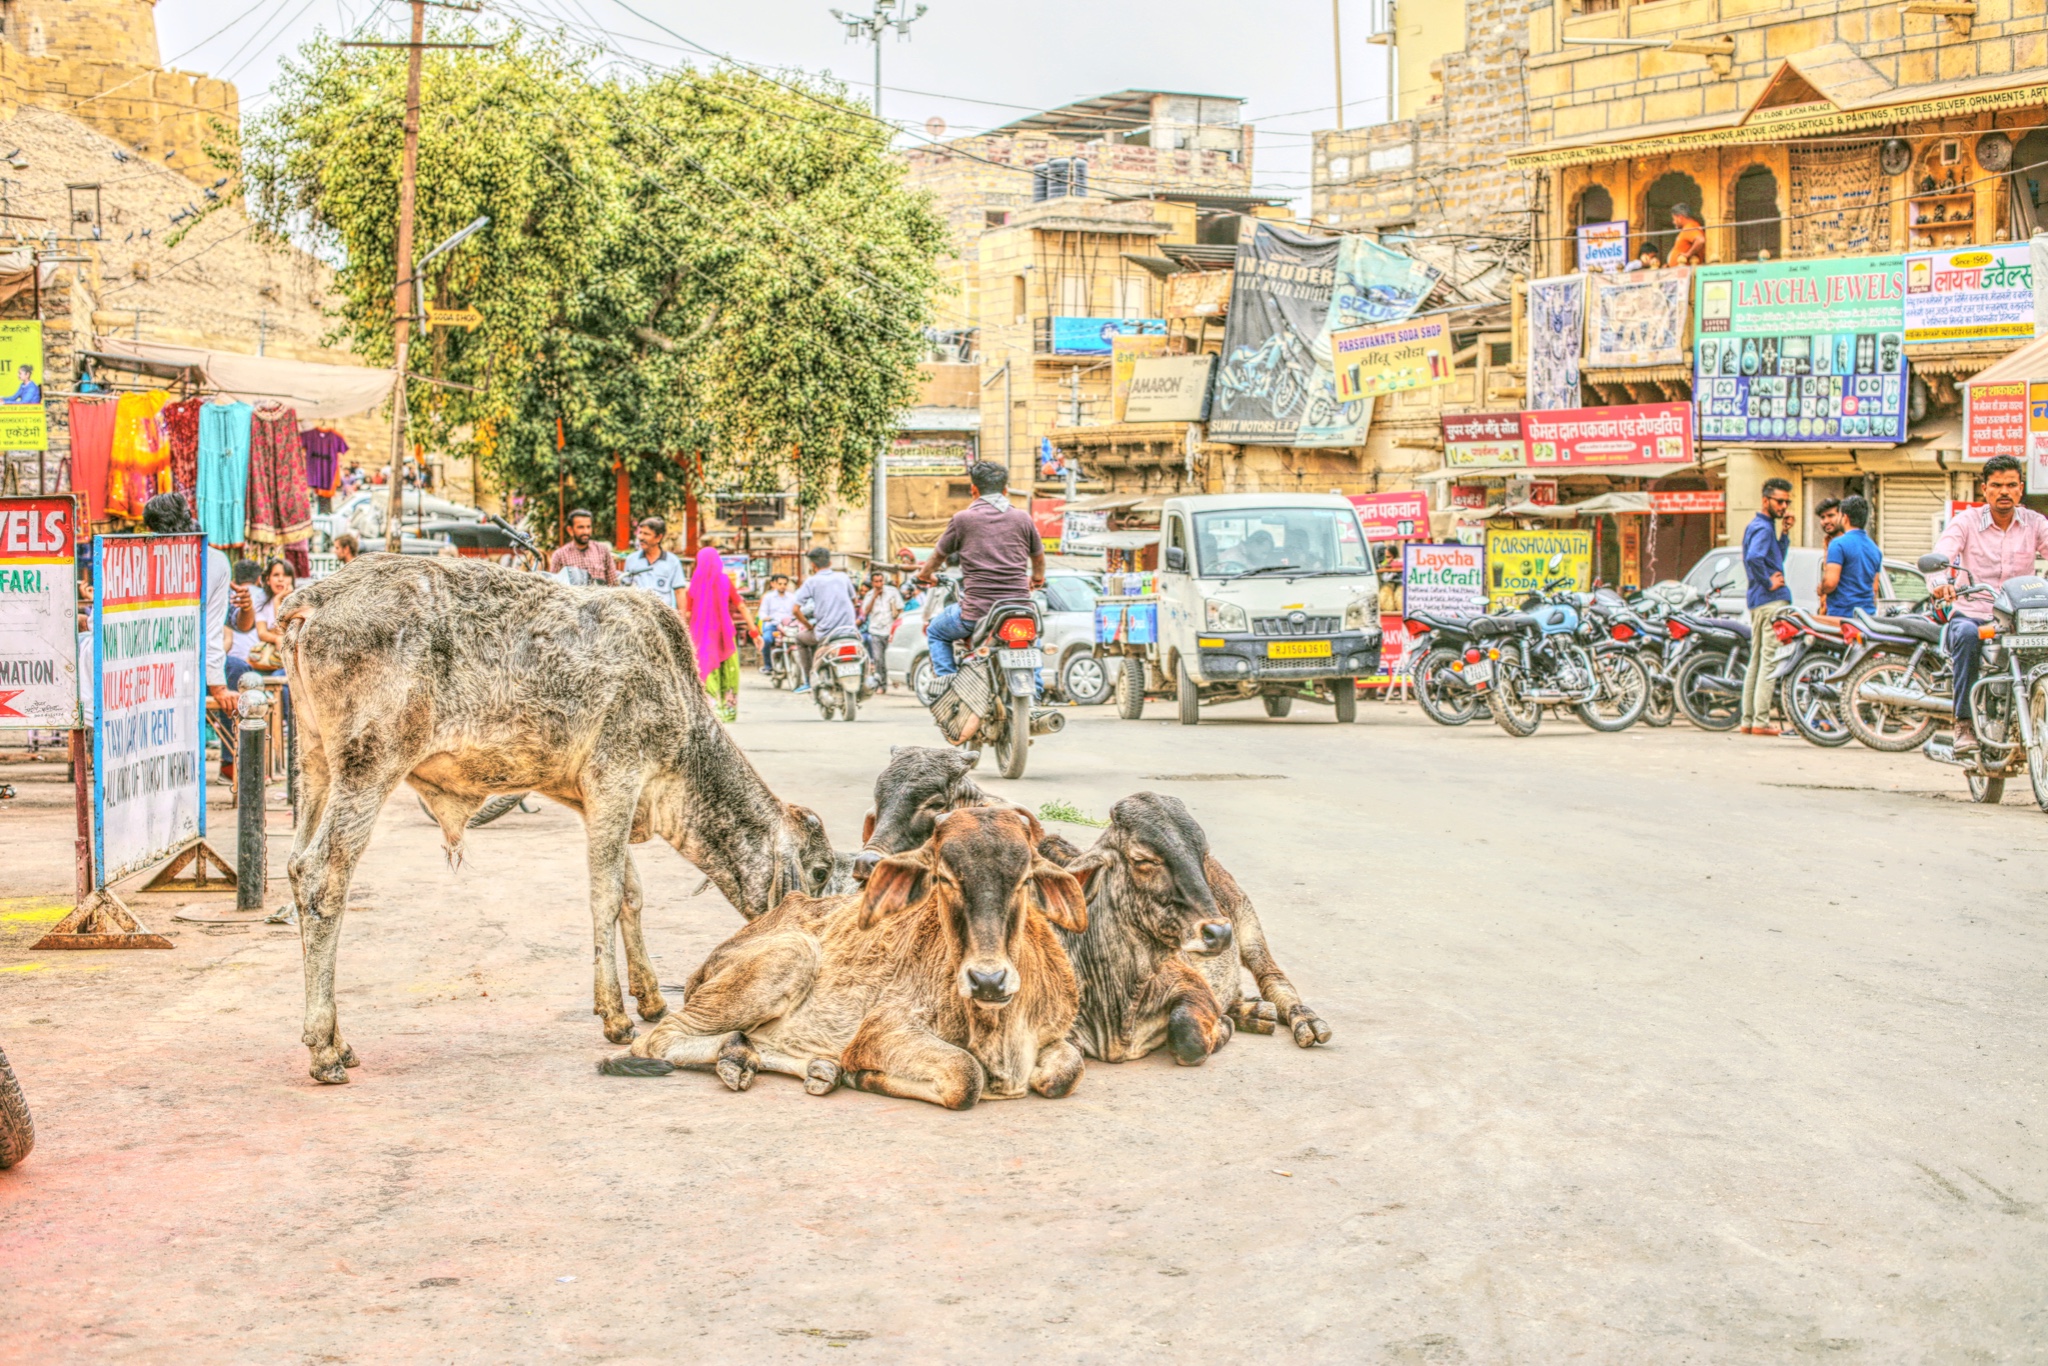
[548,507,619,585]
[859,569,905,694]
[1818,495,1881,621]
[1740,477,1793,735]
[684,545,758,723]
[620,516,688,611]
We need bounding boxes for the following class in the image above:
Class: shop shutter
[1876,474,1949,558]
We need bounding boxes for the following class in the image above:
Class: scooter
[811,628,872,722]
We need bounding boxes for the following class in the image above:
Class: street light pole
[385,0,426,541]
[831,0,927,571]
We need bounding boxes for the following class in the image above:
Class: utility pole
[832,0,927,569]
[1333,0,1345,131]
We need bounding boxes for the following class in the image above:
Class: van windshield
[1192,508,1371,577]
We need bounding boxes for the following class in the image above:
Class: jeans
[760,621,781,672]
[792,626,821,684]
[224,655,254,691]
[1741,603,1787,727]
[1945,615,1984,723]
[866,631,889,688]
[926,604,976,676]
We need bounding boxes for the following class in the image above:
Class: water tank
[1031,158,1089,201]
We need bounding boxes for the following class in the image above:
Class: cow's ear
[1064,848,1110,898]
[860,849,932,926]
[1029,860,1088,934]
[962,748,981,771]
[861,810,876,844]
[1009,805,1046,846]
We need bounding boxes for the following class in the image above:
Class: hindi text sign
[1523,402,1693,468]
[1331,314,1453,401]
[1443,412,1527,468]
[0,496,78,727]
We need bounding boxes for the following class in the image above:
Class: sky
[154,0,1403,215]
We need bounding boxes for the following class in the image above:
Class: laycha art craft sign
[92,534,206,883]
[1402,543,1486,616]
[0,496,79,727]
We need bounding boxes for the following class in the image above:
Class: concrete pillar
[1721,448,1794,548]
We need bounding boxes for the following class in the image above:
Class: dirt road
[3,681,2044,1362]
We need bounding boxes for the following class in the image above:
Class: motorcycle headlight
[2017,608,2048,633]
[1343,600,1373,631]
[1204,599,1248,632]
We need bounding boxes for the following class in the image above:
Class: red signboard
[0,498,72,558]
[1522,401,1693,468]
[1442,411,1526,468]
[1649,489,1725,514]
[1030,498,1065,551]
[1449,484,1489,509]
[97,535,202,609]
[1348,490,1431,541]
[1967,380,2027,463]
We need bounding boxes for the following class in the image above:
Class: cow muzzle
[852,849,883,883]
[959,961,1019,1005]
[1182,919,1233,957]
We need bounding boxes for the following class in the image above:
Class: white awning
[1067,529,1162,550]
[92,337,395,420]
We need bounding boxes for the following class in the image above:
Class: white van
[1096,493,1383,724]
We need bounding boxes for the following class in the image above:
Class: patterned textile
[1586,267,1691,368]
[1526,274,1585,412]
[1788,143,1891,257]
[197,400,253,546]
[161,397,202,497]
[283,541,311,580]
[106,389,171,518]
[245,402,313,546]
[67,397,118,521]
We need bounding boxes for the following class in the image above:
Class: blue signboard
[1051,317,1166,356]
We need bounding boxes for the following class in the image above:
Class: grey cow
[279,556,834,1085]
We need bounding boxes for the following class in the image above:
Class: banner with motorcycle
[1208,223,1338,445]
[1692,255,1907,443]
[1296,236,1440,448]
[1484,528,1590,609]
[0,496,79,728]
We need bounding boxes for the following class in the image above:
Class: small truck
[1093,493,1383,724]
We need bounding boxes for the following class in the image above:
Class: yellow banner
[1332,315,1453,401]
[0,321,44,451]
[1485,527,1591,609]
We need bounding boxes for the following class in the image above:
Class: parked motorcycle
[1585,589,1676,728]
[1403,610,1486,727]
[0,1040,31,1169]
[1669,609,1751,732]
[927,590,1062,777]
[810,629,872,722]
[1911,553,2048,808]
[1836,606,1951,752]
[1467,567,1649,737]
[1770,610,1852,747]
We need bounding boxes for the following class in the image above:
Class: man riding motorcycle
[789,547,859,695]
[1932,454,2048,758]
[915,459,1045,681]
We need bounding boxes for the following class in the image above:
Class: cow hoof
[637,999,668,1023]
[1229,999,1278,1035]
[599,1055,675,1077]
[715,1034,759,1092]
[339,1044,361,1068]
[804,1059,841,1096]
[310,1060,350,1085]
[601,1016,637,1045]
[1290,1008,1333,1048]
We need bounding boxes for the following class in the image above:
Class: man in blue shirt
[3,364,39,404]
[789,546,857,693]
[1740,477,1793,735]
[1819,494,1882,620]
[620,516,688,612]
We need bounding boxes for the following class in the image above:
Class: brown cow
[278,556,834,1085]
[613,807,1088,1110]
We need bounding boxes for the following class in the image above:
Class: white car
[1682,545,1931,616]
[885,572,1120,704]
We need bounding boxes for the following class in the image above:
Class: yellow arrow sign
[426,306,482,329]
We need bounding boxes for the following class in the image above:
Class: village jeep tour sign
[0,496,78,727]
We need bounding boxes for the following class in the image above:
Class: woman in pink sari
[684,546,759,722]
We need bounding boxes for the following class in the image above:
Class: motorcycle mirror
[1915,553,1951,573]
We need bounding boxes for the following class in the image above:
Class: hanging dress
[66,397,118,521]
[105,389,170,518]
[160,396,203,500]
[245,401,313,547]
[197,400,253,547]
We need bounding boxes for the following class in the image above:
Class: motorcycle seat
[1411,612,1474,633]
[1886,614,1945,644]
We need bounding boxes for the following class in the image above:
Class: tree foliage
[243,30,946,536]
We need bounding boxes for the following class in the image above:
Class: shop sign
[1443,411,1526,468]
[1211,223,1337,444]
[1965,380,2027,463]
[1031,499,1065,552]
[0,496,79,728]
[1402,542,1486,616]
[1903,244,2035,344]
[0,322,47,451]
[1331,314,1453,401]
[1649,489,1725,514]
[2032,382,2048,496]
[1694,256,1907,443]
[1484,527,1591,609]
[1577,220,1629,273]
[1111,335,1170,421]
[92,533,206,884]
[1520,480,1559,506]
[1123,355,1215,422]
[1348,490,1430,541]
[1524,401,1692,468]
[1449,484,1490,509]
[886,438,974,476]
[1051,317,1165,356]
[1063,508,1109,549]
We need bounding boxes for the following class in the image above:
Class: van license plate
[2007,634,2048,650]
[1267,640,1332,659]
[998,648,1042,668]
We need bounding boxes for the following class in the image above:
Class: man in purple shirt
[916,460,1044,677]
[548,508,620,585]
[1932,455,2048,757]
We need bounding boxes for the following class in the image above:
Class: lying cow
[279,556,835,1085]
[611,807,1087,1110]
[857,747,1331,1059]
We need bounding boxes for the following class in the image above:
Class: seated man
[789,547,858,694]
[757,572,797,676]
[1933,455,2048,757]
[916,460,1044,678]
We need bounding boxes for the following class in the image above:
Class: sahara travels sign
[92,534,206,883]
[1210,223,1338,445]
[1903,244,2035,344]
[0,496,78,727]
[1484,528,1591,609]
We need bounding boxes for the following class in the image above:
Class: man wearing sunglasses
[1740,478,1794,735]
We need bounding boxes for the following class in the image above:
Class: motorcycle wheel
[1674,651,1741,732]
[909,656,943,706]
[1263,693,1293,718]
[1574,651,1649,732]
[1333,681,1358,723]
[1487,656,1542,737]
[1177,659,1201,726]
[1641,661,1677,728]
[1412,648,1479,727]
[1116,657,1145,720]
[1781,654,1852,748]
[1842,655,1940,752]
[1968,770,2006,804]
[2029,677,2048,813]
[0,1041,32,1169]
[840,689,859,722]
[994,698,1029,778]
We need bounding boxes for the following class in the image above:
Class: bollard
[236,676,271,913]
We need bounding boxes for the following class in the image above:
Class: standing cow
[615,807,1088,1110]
[279,556,834,1085]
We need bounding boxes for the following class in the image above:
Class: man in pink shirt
[1931,455,2048,756]
[548,507,620,585]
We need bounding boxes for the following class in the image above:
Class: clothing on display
[197,399,254,546]
[283,542,310,580]
[161,396,203,497]
[106,389,171,519]
[66,397,118,521]
[301,426,348,495]
[245,401,313,547]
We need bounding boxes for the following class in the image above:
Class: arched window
[1733,165,1781,261]
[1574,184,1614,226]
[1644,171,1705,262]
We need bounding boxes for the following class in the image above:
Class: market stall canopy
[0,248,60,308]
[1961,333,2048,388]
[1494,491,1655,518]
[91,337,395,420]
[1066,528,1163,551]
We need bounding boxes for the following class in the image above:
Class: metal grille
[1258,655,1357,675]
[1253,615,1338,637]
